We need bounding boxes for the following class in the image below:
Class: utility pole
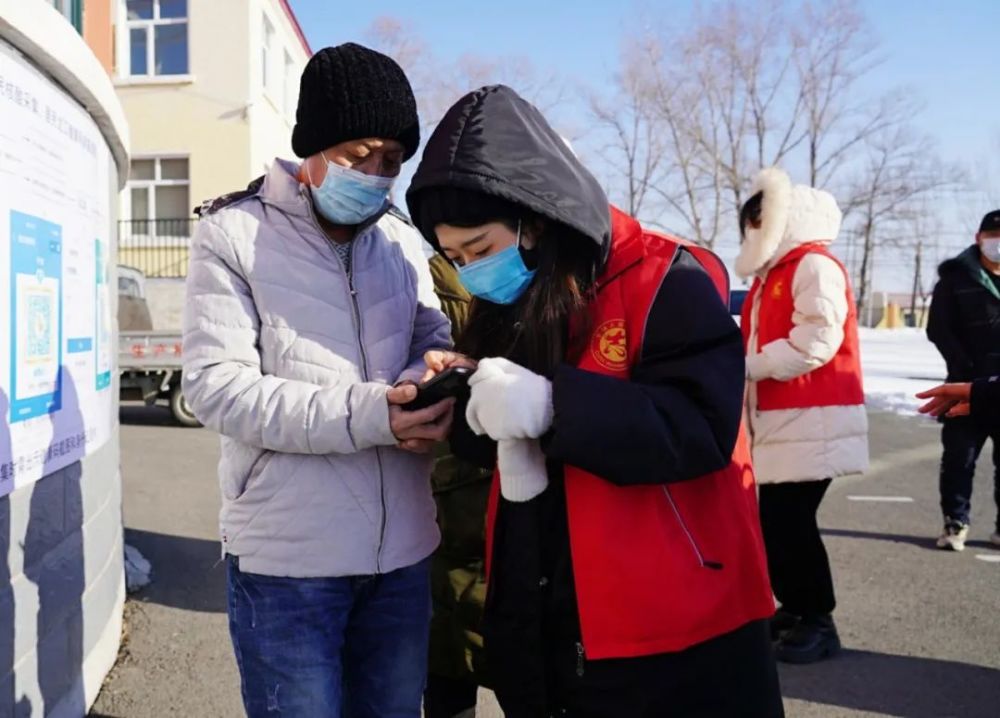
[909,240,923,328]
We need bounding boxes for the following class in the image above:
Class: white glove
[498,439,549,502]
[465,357,553,440]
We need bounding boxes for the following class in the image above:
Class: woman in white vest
[737,167,869,665]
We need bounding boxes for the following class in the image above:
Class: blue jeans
[226,555,431,718]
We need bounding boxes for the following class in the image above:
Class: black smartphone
[401,366,473,411]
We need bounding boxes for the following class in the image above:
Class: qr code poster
[95,238,112,391]
[0,49,115,497]
[26,290,56,361]
[10,211,63,423]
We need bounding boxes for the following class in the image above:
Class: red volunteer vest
[486,208,774,660]
[741,243,864,411]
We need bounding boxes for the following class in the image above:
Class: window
[262,15,276,94]
[127,157,191,229]
[284,51,296,118]
[125,0,189,77]
[48,0,83,32]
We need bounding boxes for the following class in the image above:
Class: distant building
[97,0,312,277]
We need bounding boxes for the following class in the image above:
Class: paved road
[91,405,1000,717]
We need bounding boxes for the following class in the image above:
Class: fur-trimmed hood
[735,167,843,279]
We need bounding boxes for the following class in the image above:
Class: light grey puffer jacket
[182,159,451,578]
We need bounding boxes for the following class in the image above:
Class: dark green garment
[957,246,1000,301]
[427,253,493,684]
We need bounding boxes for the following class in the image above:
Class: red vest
[486,208,774,660]
[741,243,864,411]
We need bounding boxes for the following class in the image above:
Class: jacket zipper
[662,486,723,570]
[346,242,389,573]
[748,274,766,420]
[303,195,388,573]
[575,642,586,677]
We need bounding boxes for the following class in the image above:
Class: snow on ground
[860,328,947,415]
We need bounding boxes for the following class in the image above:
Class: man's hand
[422,350,478,383]
[916,383,972,418]
[387,384,455,453]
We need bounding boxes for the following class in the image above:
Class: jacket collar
[258,159,312,217]
[957,246,1000,302]
[759,239,833,276]
[596,206,645,290]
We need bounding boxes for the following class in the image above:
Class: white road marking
[975,554,1000,563]
[846,495,915,503]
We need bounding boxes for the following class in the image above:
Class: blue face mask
[307,154,394,225]
[457,221,537,305]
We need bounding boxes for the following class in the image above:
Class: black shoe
[770,607,800,643]
[775,614,841,664]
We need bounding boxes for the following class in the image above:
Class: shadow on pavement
[118,404,177,428]
[125,528,226,613]
[823,527,1000,553]
[780,649,1000,717]
[821,528,940,551]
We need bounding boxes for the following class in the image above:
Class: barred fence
[118,218,196,278]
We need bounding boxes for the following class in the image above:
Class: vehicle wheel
[169,384,201,428]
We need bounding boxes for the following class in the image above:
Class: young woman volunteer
[406,84,783,718]
[736,167,869,665]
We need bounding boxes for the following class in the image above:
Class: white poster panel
[0,45,115,498]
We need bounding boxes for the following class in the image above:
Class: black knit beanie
[292,43,420,160]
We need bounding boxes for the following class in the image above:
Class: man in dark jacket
[927,209,1000,551]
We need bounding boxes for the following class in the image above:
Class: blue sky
[287,1,1000,289]
[288,0,998,166]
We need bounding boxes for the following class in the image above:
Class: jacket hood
[939,245,1000,301]
[406,85,611,263]
[939,246,982,278]
[736,167,843,279]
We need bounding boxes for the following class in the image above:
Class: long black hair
[739,191,764,240]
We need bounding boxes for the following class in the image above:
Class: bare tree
[365,15,570,133]
[635,35,727,246]
[845,127,964,317]
[691,0,807,207]
[591,0,950,270]
[363,16,446,133]
[900,202,944,327]
[971,131,1000,212]
[792,0,890,187]
[587,40,669,220]
[364,16,427,77]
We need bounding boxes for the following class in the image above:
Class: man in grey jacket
[182,44,453,717]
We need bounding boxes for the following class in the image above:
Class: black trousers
[547,620,784,718]
[939,416,1000,529]
[758,479,836,618]
[424,674,478,718]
